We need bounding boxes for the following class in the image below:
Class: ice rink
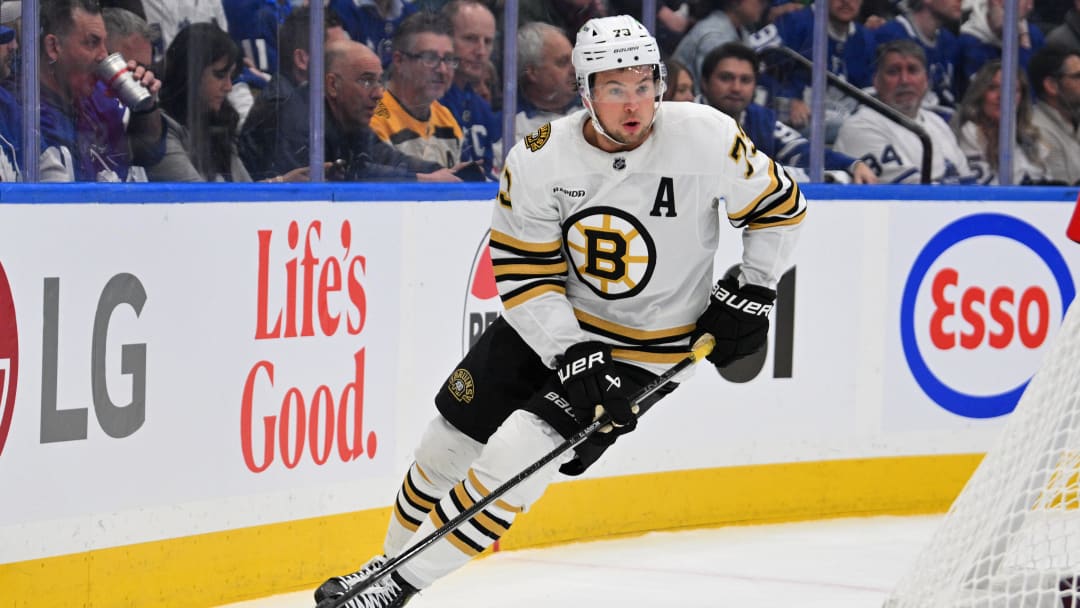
[217,514,943,608]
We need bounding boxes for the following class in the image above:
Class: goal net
[886,301,1080,608]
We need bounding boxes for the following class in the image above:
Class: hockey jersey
[833,104,977,184]
[370,91,464,169]
[491,104,806,373]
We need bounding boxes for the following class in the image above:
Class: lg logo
[0,269,148,457]
[40,273,148,442]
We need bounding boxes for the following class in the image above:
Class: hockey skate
[313,554,388,603]
[313,568,416,608]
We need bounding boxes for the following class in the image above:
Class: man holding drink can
[39,0,164,182]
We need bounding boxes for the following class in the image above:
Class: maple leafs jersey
[490,104,806,373]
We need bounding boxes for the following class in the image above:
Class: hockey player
[313,14,806,608]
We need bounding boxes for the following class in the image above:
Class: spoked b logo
[563,206,656,300]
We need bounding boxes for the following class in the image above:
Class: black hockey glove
[556,341,637,437]
[693,276,776,368]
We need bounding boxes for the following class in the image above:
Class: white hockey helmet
[572,15,666,103]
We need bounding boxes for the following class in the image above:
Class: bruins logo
[524,123,551,152]
[562,206,656,299]
[447,368,476,403]
[374,101,390,119]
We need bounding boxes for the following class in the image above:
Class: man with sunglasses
[369,11,467,172]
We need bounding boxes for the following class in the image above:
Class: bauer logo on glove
[694,275,777,368]
[712,281,775,317]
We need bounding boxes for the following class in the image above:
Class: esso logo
[901,213,1075,419]
[0,260,16,459]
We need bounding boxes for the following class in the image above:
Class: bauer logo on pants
[0,259,18,459]
[900,213,1075,419]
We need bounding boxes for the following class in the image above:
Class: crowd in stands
[1,0,1079,184]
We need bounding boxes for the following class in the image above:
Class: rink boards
[0,183,1077,607]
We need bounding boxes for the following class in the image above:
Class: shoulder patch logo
[524,123,551,152]
[374,101,390,119]
[448,368,476,404]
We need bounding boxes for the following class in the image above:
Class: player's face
[589,66,657,149]
[704,57,755,116]
[450,4,495,83]
[875,51,928,118]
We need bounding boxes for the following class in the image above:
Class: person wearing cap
[311,14,805,608]
[38,0,165,182]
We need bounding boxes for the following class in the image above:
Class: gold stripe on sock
[467,469,524,513]
[393,503,420,532]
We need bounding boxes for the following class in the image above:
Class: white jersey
[491,105,806,373]
[954,120,1050,185]
[833,103,977,184]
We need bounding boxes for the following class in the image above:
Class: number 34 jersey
[490,104,807,374]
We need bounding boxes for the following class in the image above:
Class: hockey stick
[327,334,716,607]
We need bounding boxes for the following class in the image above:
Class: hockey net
[886,301,1080,608]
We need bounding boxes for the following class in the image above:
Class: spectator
[330,0,418,66]
[239,6,349,179]
[103,7,156,181]
[663,57,697,101]
[955,0,1044,100]
[147,22,305,182]
[605,0,695,54]
[515,21,578,138]
[0,23,18,180]
[477,59,500,108]
[951,60,1050,184]
[833,39,977,183]
[222,0,292,75]
[701,42,877,183]
[519,0,606,40]
[371,11,464,168]
[873,0,963,112]
[103,7,154,68]
[140,0,228,61]
[39,0,165,182]
[440,0,502,177]
[258,39,461,181]
[674,0,768,91]
[0,1,18,93]
[1047,0,1080,54]
[1028,45,1080,184]
[758,0,876,136]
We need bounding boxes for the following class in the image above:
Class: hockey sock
[385,462,441,555]
[393,467,523,589]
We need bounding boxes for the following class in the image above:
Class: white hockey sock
[394,468,523,589]
[392,410,571,590]
[384,462,441,556]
